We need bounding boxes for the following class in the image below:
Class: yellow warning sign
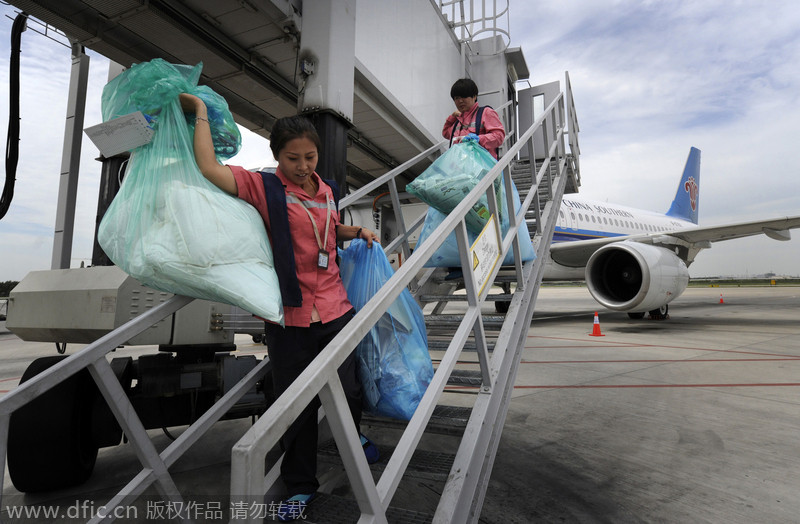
[471,215,501,296]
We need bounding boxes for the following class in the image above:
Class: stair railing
[230,90,571,523]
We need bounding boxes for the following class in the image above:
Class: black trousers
[264,309,362,496]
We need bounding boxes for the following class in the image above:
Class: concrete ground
[1,285,799,523]
[482,285,800,524]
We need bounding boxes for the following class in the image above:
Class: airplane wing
[550,215,800,268]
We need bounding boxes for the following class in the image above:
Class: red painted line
[519,358,800,364]
[0,377,21,383]
[445,383,800,390]
[525,336,800,359]
[513,383,800,389]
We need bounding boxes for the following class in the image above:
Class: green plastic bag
[97,59,283,324]
[406,141,505,234]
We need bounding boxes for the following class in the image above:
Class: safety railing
[565,71,582,187]
[0,295,207,523]
[437,0,511,53]
[230,90,572,523]
[0,85,574,524]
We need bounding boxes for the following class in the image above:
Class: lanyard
[289,191,333,258]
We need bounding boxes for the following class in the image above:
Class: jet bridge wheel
[8,356,99,492]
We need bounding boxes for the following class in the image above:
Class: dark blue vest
[259,171,340,308]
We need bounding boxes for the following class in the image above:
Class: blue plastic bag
[416,178,536,267]
[406,141,505,234]
[339,240,433,420]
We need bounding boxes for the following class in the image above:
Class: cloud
[0,4,274,281]
[509,0,800,276]
[1,2,798,280]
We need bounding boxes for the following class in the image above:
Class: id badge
[317,249,329,269]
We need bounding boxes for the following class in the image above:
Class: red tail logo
[684,176,698,211]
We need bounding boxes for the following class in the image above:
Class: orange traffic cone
[719,294,724,304]
[589,312,605,337]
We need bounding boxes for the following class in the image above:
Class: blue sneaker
[360,433,380,464]
[276,492,314,522]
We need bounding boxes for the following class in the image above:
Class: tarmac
[1,284,799,523]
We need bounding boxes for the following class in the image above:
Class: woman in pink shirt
[180,93,379,521]
[441,78,506,159]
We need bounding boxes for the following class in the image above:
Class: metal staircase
[227,82,579,523]
[0,78,579,524]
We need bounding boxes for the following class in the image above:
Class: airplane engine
[585,242,689,313]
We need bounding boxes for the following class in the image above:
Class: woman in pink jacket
[442,78,506,159]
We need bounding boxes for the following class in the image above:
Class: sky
[507,0,800,277]
[1,1,799,281]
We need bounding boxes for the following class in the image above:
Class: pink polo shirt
[230,165,352,327]
[442,102,506,159]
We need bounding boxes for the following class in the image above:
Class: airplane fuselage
[544,194,697,281]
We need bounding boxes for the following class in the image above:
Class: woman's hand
[179,93,206,115]
[358,227,380,248]
[340,225,379,248]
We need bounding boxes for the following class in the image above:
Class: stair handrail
[0,295,207,521]
[230,91,569,523]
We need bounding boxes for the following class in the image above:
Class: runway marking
[513,383,800,389]
[518,358,800,364]
[525,335,800,359]
[445,383,800,390]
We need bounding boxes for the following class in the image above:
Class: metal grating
[304,492,433,524]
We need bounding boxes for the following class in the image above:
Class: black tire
[648,304,669,320]
[8,356,99,492]
[627,312,645,319]
[495,300,511,314]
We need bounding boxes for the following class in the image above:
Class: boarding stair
[273,82,581,523]
[0,78,578,523]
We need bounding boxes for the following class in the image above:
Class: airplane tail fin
[666,147,701,224]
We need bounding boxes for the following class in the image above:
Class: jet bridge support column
[297,0,356,191]
[51,42,89,269]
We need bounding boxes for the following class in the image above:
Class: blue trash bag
[406,141,505,234]
[97,59,283,324]
[339,240,434,420]
[416,177,536,267]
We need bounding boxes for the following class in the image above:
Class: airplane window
[592,216,596,223]
[579,214,583,221]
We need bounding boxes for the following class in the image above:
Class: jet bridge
[0,1,580,521]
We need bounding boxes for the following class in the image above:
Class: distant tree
[0,281,19,297]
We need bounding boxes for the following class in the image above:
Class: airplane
[541,147,800,319]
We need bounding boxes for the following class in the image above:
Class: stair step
[425,314,506,329]
[303,491,433,524]
[428,272,520,285]
[427,338,496,353]
[448,369,484,386]
[318,439,455,481]
[419,293,513,303]
[362,404,472,435]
